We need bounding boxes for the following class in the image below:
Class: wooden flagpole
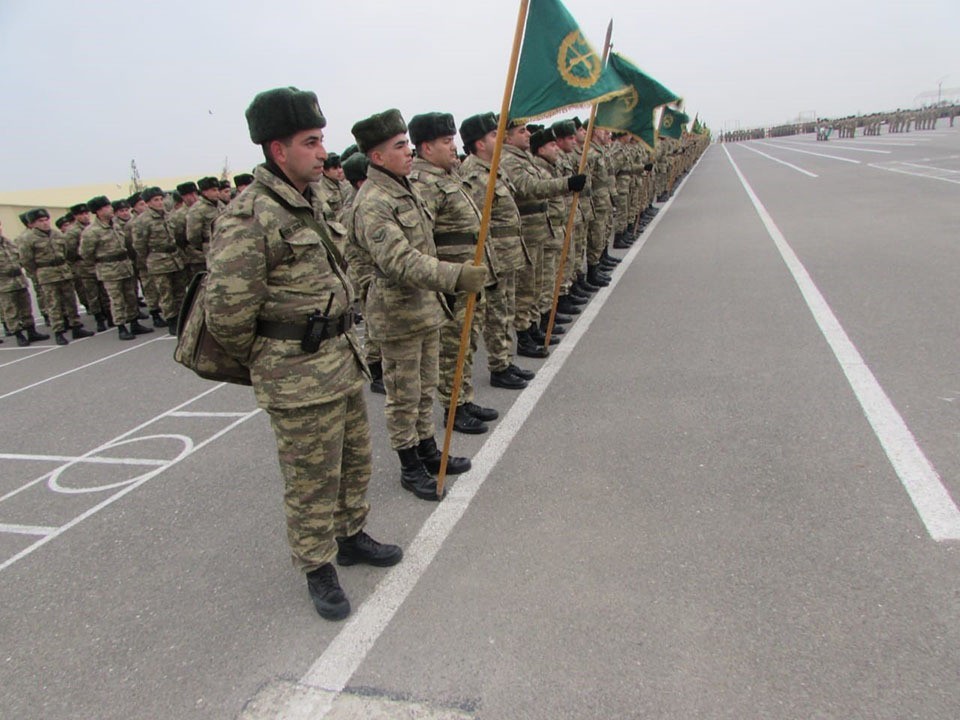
[437,0,531,497]
[543,19,614,348]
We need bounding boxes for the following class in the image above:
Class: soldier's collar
[369,163,412,191]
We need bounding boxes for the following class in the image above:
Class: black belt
[35,258,66,268]
[517,202,547,216]
[4,268,22,278]
[489,225,518,238]
[99,252,130,263]
[153,244,179,254]
[256,314,353,341]
[433,231,477,247]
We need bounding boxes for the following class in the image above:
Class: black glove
[567,174,587,192]
[644,163,654,172]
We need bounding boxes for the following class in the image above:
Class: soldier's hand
[455,263,488,294]
[644,163,654,172]
[567,174,587,193]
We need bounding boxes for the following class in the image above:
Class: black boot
[463,401,498,422]
[587,265,610,287]
[14,330,29,346]
[150,309,168,328]
[398,446,445,501]
[26,326,50,342]
[130,319,154,335]
[613,232,631,249]
[117,324,135,341]
[55,331,69,346]
[72,324,94,339]
[166,317,178,336]
[336,530,403,567]
[95,313,108,332]
[529,322,560,346]
[417,436,471,475]
[507,363,535,380]
[448,404,488,434]
[568,284,591,300]
[306,563,350,621]
[576,275,600,293]
[516,329,549,358]
[491,368,527,389]
[555,297,582,316]
[602,248,622,264]
[368,361,386,395]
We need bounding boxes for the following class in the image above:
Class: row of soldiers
[0,174,254,346]
[200,88,708,620]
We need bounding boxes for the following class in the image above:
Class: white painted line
[0,346,59,368]
[0,523,58,536]
[833,140,918,148]
[737,144,818,177]
[0,452,167,466]
[755,141,861,164]
[168,411,250,418]
[867,163,960,186]
[773,139,892,155]
[900,162,960,174]
[281,147,709,720]
[724,145,960,541]
[0,336,168,401]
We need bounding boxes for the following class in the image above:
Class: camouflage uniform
[409,157,488,409]
[79,218,139,324]
[341,193,381,369]
[205,164,370,573]
[459,153,528,373]
[125,210,160,313]
[185,195,220,276]
[0,234,38,333]
[131,207,187,322]
[62,220,105,318]
[352,164,461,451]
[18,227,82,333]
[531,153,567,316]
[586,138,614,266]
[556,147,589,292]
[318,175,346,221]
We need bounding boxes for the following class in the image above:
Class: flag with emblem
[595,52,680,148]
[659,106,690,139]
[509,0,628,123]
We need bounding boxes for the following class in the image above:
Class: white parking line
[867,163,960,185]
[0,346,59,368]
[0,452,167,466]
[775,140,892,155]
[0,523,58,536]
[168,411,251,418]
[737,143,818,177]
[900,162,960,174]
[724,145,960,542]
[755,141,861,164]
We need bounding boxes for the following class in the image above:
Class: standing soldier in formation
[187,177,222,268]
[318,153,347,220]
[351,108,483,501]
[217,179,232,204]
[550,118,592,315]
[173,181,207,280]
[126,191,162,326]
[408,111,498,435]
[79,196,153,341]
[233,173,254,196]
[205,87,402,622]
[585,127,614,288]
[63,202,109,331]
[18,209,94,345]
[131,186,187,334]
[0,219,49,346]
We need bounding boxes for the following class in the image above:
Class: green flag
[659,106,689,139]
[509,0,627,123]
[595,52,680,148]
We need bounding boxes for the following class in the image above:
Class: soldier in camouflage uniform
[79,196,153,341]
[125,192,161,324]
[351,108,484,501]
[409,112,499,434]
[551,119,593,312]
[458,112,535,390]
[173,181,207,281]
[186,177,222,276]
[233,173,254,196]
[131,186,188,334]
[205,87,402,622]
[0,219,48,346]
[63,202,109,330]
[318,153,347,221]
[18,209,94,345]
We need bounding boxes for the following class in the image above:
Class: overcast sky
[1,0,956,191]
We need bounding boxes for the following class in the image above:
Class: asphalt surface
[1,128,958,719]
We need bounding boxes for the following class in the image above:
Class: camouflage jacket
[17,228,73,284]
[317,175,346,221]
[352,165,461,342]
[0,235,27,292]
[587,140,614,215]
[79,218,135,282]
[170,204,204,266]
[458,154,528,275]
[131,207,185,274]
[499,143,568,241]
[556,150,590,225]
[205,164,365,410]
[185,196,220,258]
[62,221,98,278]
[531,155,567,251]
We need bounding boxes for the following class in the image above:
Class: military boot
[576,275,600,293]
[26,326,50,342]
[335,530,403,568]
[117,324,135,341]
[398,446,445,501]
[447,404,488,434]
[528,322,560,346]
[71,325,94,339]
[516,329,549,358]
[602,248,622,265]
[130,319,154,335]
[55,332,69,346]
[613,232,631,249]
[166,317,178,336]
[15,330,29,347]
[95,313,108,332]
[587,265,610,287]
[368,360,386,395]
[507,363,536,380]
[554,297,582,316]
[416,436,471,475]
[150,309,168,328]
[306,563,350,621]
[491,368,527,390]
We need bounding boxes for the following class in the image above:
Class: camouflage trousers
[587,211,611,265]
[39,280,81,333]
[381,328,440,451]
[562,222,588,289]
[437,290,485,408]
[73,274,104,316]
[613,190,630,233]
[102,277,139,325]
[483,269,516,373]
[515,238,542,332]
[266,389,372,573]
[0,287,36,332]
[150,269,188,320]
[538,244,560,315]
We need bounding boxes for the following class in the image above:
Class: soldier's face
[422,135,458,171]
[75,211,91,226]
[556,135,576,152]
[536,141,559,163]
[474,130,497,162]
[575,127,587,143]
[219,188,231,202]
[506,125,531,150]
[373,134,413,176]
[97,206,114,222]
[115,207,131,221]
[36,217,52,232]
[274,128,327,189]
[182,192,198,206]
[133,200,147,214]
[147,196,165,211]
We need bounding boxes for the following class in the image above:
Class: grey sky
[1,0,956,191]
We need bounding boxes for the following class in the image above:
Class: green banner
[509,0,627,123]
[659,106,690,139]
[595,52,680,148]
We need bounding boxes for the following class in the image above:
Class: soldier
[205,87,402,621]
[459,111,535,390]
[234,173,254,195]
[408,111,499,434]
[218,179,233,204]
[130,186,187,334]
[318,153,346,221]
[63,202,110,330]
[188,177,222,261]
[351,108,484,501]
[172,181,206,281]
[0,219,49,346]
[126,191,161,323]
[550,119,593,312]
[79,196,153,341]
[17,209,94,345]
[55,214,74,233]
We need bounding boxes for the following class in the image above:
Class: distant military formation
[719,103,960,143]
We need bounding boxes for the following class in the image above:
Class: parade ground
[1,128,958,719]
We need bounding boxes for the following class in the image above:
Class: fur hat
[141,186,164,202]
[55,215,73,229]
[551,119,576,139]
[233,173,254,188]
[323,153,341,170]
[177,181,199,195]
[342,153,369,185]
[25,208,50,223]
[408,112,457,146]
[459,112,498,147]
[69,203,89,215]
[87,196,112,213]
[530,127,558,155]
[341,143,359,161]
[351,109,407,153]
[127,192,142,206]
[111,199,130,211]
[245,87,326,144]
[197,176,219,192]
